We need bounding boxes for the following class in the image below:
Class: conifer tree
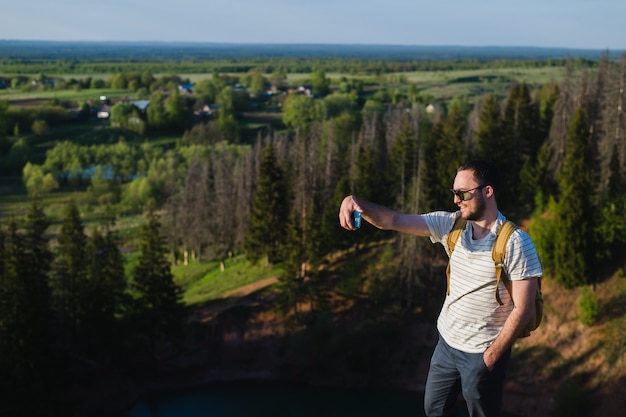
[429,100,468,210]
[50,199,88,347]
[21,197,53,366]
[0,220,27,415]
[538,82,559,138]
[0,201,57,415]
[0,220,26,379]
[553,106,593,288]
[475,95,506,161]
[502,82,541,211]
[132,205,184,354]
[607,144,623,196]
[244,143,289,264]
[474,95,512,206]
[388,117,419,208]
[303,197,330,315]
[277,208,305,321]
[594,145,626,263]
[0,217,51,416]
[536,83,560,198]
[0,216,57,416]
[84,228,126,349]
[353,143,378,201]
[422,115,444,211]
[351,141,391,243]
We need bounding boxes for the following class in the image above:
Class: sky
[3,0,625,51]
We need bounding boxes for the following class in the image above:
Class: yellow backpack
[445,217,543,337]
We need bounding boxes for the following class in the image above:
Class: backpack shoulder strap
[492,220,517,305]
[446,216,467,296]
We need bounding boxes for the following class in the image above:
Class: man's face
[451,169,486,221]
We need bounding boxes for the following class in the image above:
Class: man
[338,159,542,417]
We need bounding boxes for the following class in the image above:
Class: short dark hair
[457,159,501,198]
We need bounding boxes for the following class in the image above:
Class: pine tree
[50,199,88,348]
[0,219,26,379]
[21,198,53,367]
[132,206,184,355]
[607,144,623,196]
[475,95,506,161]
[594,145,626,263]
[502,82,541,211]
[474,95,512,206]
[277,208,305,320]
[24,196,52,286]
[84,228,126,349]
[553,106,594,288]
[538,82,560,142]
[353,114,391,206]
[353,143,379,200]
[303,197,330,315]
[422,114,444,211]
[431,100,468,210]
[244,143,290,264]
[0,220,28,415]
[388,117,419,208]
[0,216,57,416]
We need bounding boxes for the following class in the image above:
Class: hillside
[184,253,625,417]
[73,242,625,417]
[504,272,626,416]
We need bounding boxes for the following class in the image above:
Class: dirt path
[188,277,278,322]
[221,277,278,298]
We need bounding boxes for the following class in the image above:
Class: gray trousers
[424,335,511,417]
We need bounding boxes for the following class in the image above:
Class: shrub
[577,286,600,326]
[32,119,49,136]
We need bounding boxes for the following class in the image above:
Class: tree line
[0,53,593,78]
[0,198,184,416]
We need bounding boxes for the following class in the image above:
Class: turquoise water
[126,380,425,417]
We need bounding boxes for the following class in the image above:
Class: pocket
[474,352,491,374]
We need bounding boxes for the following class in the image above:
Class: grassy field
[173,255,282,307]
[0,65,576,106]
[0,87,131,103]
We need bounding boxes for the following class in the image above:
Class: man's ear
[485,185,495,198]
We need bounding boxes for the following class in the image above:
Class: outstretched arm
[339,195,431,236]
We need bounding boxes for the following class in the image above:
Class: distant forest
[1,40,622,60]
[0,40,623,75]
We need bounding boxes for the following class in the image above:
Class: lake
[126,380,425,417]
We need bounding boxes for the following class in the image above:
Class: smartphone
[352,211,361,229]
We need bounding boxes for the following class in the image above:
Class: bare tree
[181,156,211,263]
[598,53,626,190]
[547,58,578,178]
[234,146,256,252]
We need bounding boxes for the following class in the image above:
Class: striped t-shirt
[423,211,543,353]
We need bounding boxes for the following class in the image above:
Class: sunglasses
[450,185,486,201]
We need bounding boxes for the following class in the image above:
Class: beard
[462,194,486,221]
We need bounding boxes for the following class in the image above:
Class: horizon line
[0,39,622,52]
